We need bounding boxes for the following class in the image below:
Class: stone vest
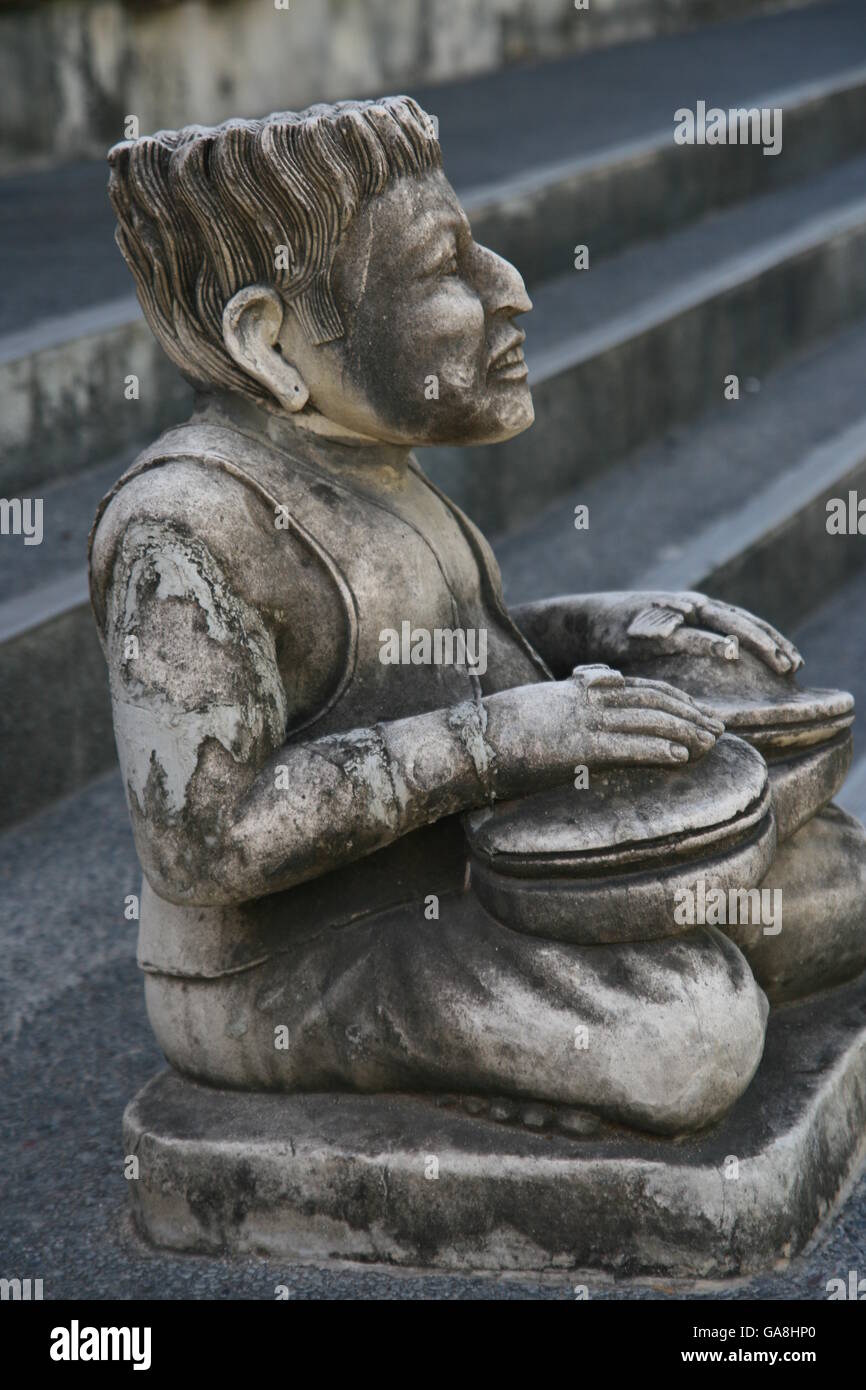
[89,419,550,979]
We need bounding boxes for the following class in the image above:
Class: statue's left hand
[622,591,802,675]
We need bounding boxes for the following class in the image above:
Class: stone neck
[193,390,413,492]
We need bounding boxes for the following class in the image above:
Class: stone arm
[511,592,803,678]
[103,523,723,909]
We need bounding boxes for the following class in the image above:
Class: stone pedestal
[124,972,866,1278]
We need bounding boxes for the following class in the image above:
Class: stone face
[124,972,866,1276]
[89,96,866,1268]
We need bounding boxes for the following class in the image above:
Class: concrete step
[0,301,193,501]
[3,1,866,498]
[0,580,116,829]
[424,152,866,534]
[468,60,866,291]
[0,454,131,605]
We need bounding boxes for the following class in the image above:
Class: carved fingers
[692,597,803,673]
[570,665,725,764]
[626,592,803,674]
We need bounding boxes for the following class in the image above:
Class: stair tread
[2,0,865,338]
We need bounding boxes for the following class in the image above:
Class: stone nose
[472,242,533,318]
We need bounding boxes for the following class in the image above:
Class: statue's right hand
[566,664,725,765]
[487,665,725,784]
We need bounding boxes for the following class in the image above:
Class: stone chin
[484,378,535,442]
[400,381,535,449]
[456,380,535,447]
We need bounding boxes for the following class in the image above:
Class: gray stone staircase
[3,0,866,1299]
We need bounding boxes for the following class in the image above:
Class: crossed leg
[145,892,768,1136]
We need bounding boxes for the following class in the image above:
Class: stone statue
[90,98,866,1171]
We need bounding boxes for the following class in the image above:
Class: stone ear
[222,285,310,412]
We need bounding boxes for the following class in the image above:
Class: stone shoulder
[89,453,323,631]
[89,450,349,726]
[91,455,268,577]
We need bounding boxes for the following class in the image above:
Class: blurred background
[2,0,866,1298]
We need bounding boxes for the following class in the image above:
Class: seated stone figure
[90,97,866,1138]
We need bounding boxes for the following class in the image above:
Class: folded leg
[145,893,768,1136]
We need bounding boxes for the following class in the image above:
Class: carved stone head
[108,96,534,446]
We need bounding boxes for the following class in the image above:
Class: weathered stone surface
[87,96,866,1262]
[466,734,777,943]
[613,643,857,837]
[765,731,852,843]
[592,638,855,747]
[749,805,866,1003]
[142,894,769,1136]
[91,100,788,1136]
[124,970,866,1276]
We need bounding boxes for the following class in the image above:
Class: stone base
[124,974,866,1278]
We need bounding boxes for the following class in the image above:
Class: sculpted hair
[107,97,442,404]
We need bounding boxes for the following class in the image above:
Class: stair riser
[0,319,191,497]
[703,459,866,632]
[0,606,114,828]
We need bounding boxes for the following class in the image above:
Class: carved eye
[440,254,459,277]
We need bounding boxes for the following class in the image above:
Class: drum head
[465,735,776,944]
[616,648,853,752]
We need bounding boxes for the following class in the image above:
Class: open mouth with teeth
[488,341,528,381]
